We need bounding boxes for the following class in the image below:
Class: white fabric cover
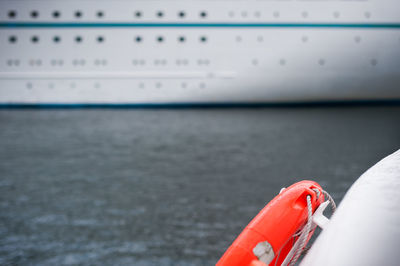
[301,149,400,266]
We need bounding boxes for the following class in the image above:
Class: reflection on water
[0,107,399,265]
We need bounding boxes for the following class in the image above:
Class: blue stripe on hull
[1,100,400,109]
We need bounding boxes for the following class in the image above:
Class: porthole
[8,10,17,19]
[155,82,162,88]
[279,59,286,66]
[26,82,33,89]
[178,11,186,18]
[30,10,39,18]
[97,11,104,18]
[75,36,83,43]
[154,59,166,66]
[354,36,361,43]
[254,11,261,18]
[301,36,308,43]
[8,36,17,43]
[252,59,258,66]
[135,36,142,42]
[181,82,187,88]
[49,59,64,66]
[197,59,210,65]
[157,11,164,18]
[97,36,104,43]
[333,11,340,19]
[200,36,207,42]
[178,36,186,42]
[51,59,63,66]
[157,36,164,43]
[52,11,60,18]
[31,36,39,43]
[53,36,61,43]
[228,11,235,18]
[235,36,242,42]
[199,82,206,89]
[133,59,144,66]
[75,11,83,18]
[301,11,308,18]
[7,59,19,67]
[135,11,142,18]
[364,12,371,19]
[200,11,207,18]
[241,11,248,18]
[138,82,145,89]
[257,36,263,42]
[29,59,42,66]
[72,59,85,66]
[273,11,280,18]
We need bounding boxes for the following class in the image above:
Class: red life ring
[217,180,324,266]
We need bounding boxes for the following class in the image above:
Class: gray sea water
[0,107,399,266]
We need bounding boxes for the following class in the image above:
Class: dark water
[0,107,399,266]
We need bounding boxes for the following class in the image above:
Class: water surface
[0,107,399,265]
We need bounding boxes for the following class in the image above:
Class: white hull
[1,0,400,104]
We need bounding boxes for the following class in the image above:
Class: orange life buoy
[217,180,324,266]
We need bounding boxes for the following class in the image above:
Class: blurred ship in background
[0,0,400,105]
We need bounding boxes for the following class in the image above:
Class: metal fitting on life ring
[217,180,325,266]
